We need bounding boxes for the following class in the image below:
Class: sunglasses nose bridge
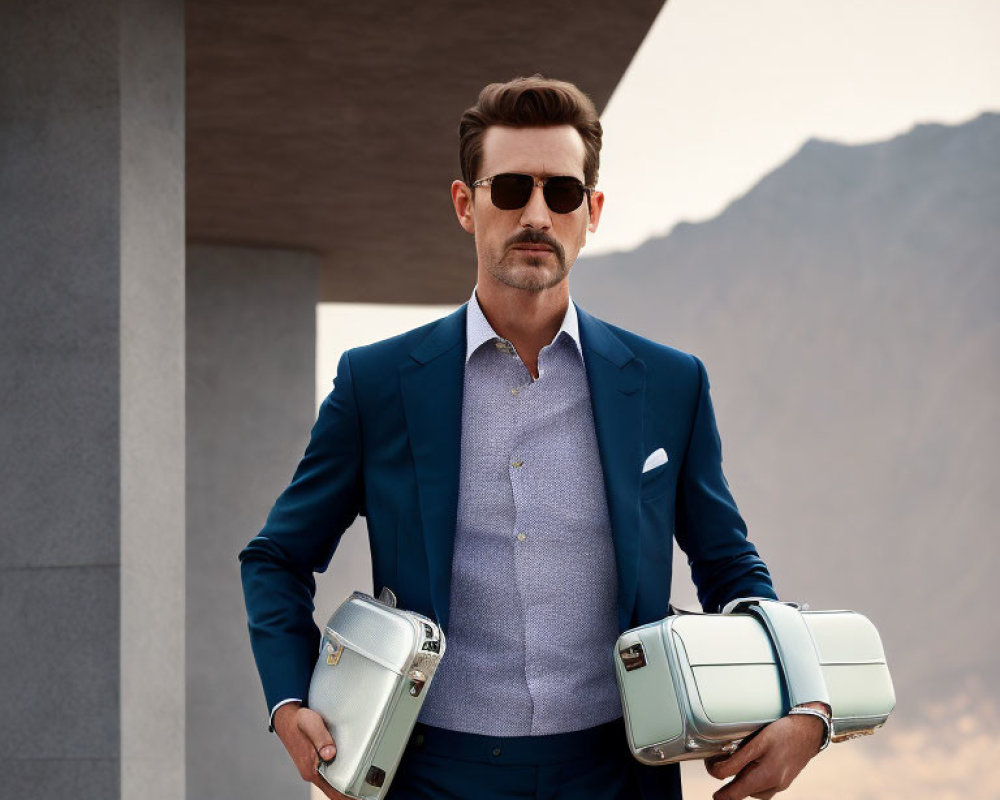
[519,181,553,226]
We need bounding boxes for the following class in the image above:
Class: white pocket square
[642,447,668,473]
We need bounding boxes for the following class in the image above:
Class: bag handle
[724,598,830,711]
[376,586,398,608]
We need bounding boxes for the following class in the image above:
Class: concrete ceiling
[186,1,664,303]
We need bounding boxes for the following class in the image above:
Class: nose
[518,183,552,230]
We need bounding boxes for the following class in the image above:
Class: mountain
[572,112,1000,721]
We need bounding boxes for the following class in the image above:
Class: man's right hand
[272,702,350,800]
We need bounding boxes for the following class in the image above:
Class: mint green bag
[613,600,895,764]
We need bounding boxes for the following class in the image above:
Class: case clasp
[408,669,427,697]
[619,642,647,672]
[325,640,344,666]
[365,766,386,787]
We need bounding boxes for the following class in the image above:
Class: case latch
[619,641,647,671]
[407,669,427,697]
[365,766,386,787]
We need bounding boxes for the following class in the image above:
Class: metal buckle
[325,640,344,666]
[407,669,427,697]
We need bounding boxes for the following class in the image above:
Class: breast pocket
[640,462,673,502]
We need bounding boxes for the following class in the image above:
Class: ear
[586,190,605,233]
[451,180,476,234]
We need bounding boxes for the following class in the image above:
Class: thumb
[297,707,337,762]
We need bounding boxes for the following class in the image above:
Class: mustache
[504,230,565,258]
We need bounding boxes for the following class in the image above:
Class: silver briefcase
[308,589,446,799]
[614,599,895,765]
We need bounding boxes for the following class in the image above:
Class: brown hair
[459,75,603,188]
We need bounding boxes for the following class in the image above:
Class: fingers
[712,755,794,800]
[706,735,764,781]
[274,706,338,786]
[297,707,337,762]
[714,761,790,800]
[707,728,789,800]
[705,754,727,775]
[713,759,765,800]
[707,714,823,800]
[310,774,351,800]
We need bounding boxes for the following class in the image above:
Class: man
[240,76,828,800]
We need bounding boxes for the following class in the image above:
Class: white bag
[308,590,446,798]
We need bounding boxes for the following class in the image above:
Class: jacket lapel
[577,306,646,631]
[398,305,466,633]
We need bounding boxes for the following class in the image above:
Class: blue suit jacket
[240,302,775,799]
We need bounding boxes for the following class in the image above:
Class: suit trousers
[385,717,642,800]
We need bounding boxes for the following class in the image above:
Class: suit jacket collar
[399,301,646,632]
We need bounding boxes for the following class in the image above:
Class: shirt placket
[510,342,566,732]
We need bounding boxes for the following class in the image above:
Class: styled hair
[459,75,603,188]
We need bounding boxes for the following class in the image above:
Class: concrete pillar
[0,1,185,799]
[186,245,316,800]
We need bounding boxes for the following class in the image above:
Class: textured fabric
[387,718,643,800]
[418,289,621,736]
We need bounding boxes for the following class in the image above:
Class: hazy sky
[318,0,1000,393]
[591,0,1000,254]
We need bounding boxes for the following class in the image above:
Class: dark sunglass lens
[543,178,586,214]
[490,174,534,210]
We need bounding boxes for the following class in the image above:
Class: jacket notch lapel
[398,306,466,632]
[578,307,646,631]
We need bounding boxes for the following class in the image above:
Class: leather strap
[727,598,830,710]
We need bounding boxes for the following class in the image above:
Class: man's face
[452,125,604,293]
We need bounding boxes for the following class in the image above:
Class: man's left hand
[704,704,827,800]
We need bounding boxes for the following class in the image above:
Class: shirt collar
[465,285,583,363]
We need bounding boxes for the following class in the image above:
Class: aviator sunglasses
[470,173,593,214]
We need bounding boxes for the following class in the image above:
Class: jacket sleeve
[673,356,777,612]
[238,349,364,714]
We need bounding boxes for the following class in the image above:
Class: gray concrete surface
[186,245,319,800]
[0,0,186,797]
[120,0,186,798]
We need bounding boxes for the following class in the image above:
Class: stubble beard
[485,233,570,292]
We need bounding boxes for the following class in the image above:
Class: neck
[474,276,570,380]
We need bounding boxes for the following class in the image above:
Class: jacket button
[491,747,501,757]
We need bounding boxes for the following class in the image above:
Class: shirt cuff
[268,697,302,733]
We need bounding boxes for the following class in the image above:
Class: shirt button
[516,532,526,542]
[512,460,523,468]
[510,388,519,396]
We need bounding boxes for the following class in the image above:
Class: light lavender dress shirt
[417,288,622,736]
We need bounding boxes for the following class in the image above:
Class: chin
[489,254,569,291]
[492,263,567,292]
